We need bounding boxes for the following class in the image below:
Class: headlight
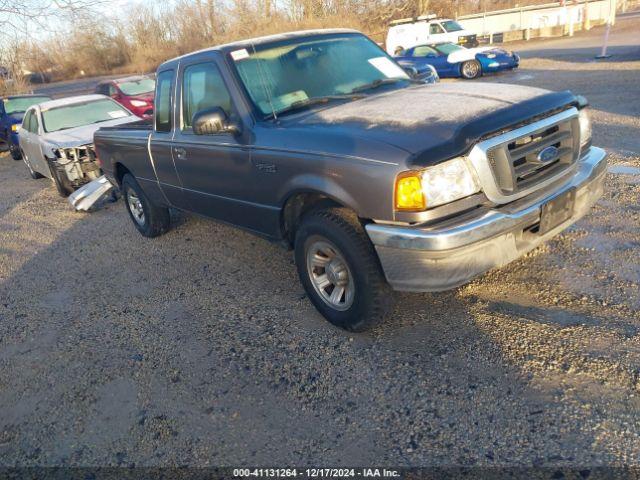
[579,108,592,150]
[130,100,147,107]
[11,124,19,132]
[395,157,480,211]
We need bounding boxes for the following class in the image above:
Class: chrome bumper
[366,147,607,292]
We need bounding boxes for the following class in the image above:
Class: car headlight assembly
[130,100,148,107]
[395,157,481,211]
[11,124,19,132]
[579,108,592,150]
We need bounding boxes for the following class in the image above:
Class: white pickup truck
[386,15,479,55]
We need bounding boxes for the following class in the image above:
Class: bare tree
[0,0,106,37]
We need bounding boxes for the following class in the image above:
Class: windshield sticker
[368,57,407,79]
[230,49,250,61]
[107,110,128,119]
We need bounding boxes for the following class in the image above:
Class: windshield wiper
[349,77,414,94]
[267,94,364,119]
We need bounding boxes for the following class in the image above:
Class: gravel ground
[1,17,639,471]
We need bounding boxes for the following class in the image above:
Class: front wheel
[294,208,393,332]
[122,173,170,238]
[10,145,22,161]
[460,59,482,79]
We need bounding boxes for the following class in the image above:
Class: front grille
[485,113,579,195]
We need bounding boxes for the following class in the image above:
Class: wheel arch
[113,162,132,187]
[280,189,354,247]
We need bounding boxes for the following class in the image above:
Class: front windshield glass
[117,78,155,96]
[42,98,131,133]
[232,34,410,117]
[434,43,465,55]
[3,96,51,114]
[441,20,464,32]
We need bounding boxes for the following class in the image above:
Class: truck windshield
[118,78,155,96]
[3,96,51,114]
[42,98,131,133]
[440,20,464,32]
[232,34,410,117]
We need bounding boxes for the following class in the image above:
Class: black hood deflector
[409,90,578,168]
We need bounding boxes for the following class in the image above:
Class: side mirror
[402,66,419,78]
[192,107,240,135]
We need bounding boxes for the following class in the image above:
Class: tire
[10,145,22,161]
[460,59,482,79]
[46,157,72,197]
[294,207,393,332]
[122,173,170,238]
[23,152,44,180]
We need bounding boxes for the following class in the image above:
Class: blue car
[1,94,51,160]
[395,42,519,80]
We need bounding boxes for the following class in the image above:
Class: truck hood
[6,112,24,124]
[290,82,578,167]
[42,115,140,148]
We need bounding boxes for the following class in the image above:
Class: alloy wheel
[305,238,355,311]
[127,189,146,226]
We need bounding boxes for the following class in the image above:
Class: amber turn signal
[395,172,425,211]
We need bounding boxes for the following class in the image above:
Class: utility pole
[596,0,617,58]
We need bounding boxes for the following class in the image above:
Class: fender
[278,173,361,214]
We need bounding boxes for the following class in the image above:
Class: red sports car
[95,75,155,120]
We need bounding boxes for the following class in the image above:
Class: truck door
[149,69,188,209]
[171,56,269,234]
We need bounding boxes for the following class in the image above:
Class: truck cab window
[155,70,174,133]
[182,63,232,129]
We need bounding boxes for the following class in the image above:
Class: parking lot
[1,16,639,469]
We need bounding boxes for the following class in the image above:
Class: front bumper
[366,147,607,292]
[481,54,519,71]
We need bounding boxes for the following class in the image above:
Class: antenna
[251,43,279,120]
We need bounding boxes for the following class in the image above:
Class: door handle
[173,147,187,160]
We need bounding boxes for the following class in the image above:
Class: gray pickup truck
[93,29,607,331]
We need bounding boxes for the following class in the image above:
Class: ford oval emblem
[537,146,559,164]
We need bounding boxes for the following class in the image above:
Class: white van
[386,15,479,55]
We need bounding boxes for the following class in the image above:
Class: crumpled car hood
[41,116,139,148]
[290,82,577,166]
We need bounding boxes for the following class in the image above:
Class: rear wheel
[294,207,393,332]
[122,173,170,238]
[460,59,482,79]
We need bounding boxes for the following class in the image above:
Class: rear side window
[30,113,40,134]
[155,70,174,133]
[182,62,232,129]
[22,110,33,131]
[430,24,444,34]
